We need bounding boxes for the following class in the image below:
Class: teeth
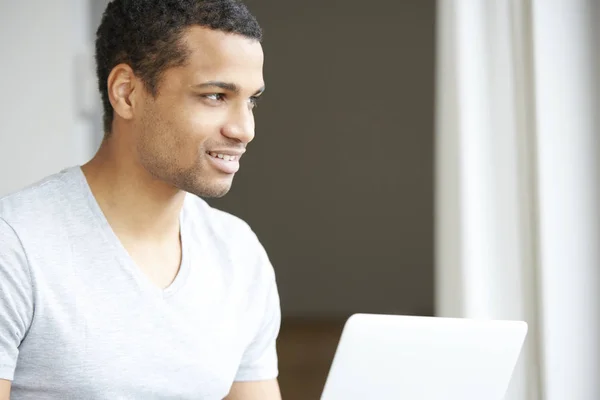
[209,152,236,161]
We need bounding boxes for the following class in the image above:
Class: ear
[107,63,140,122]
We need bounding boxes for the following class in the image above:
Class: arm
[0,380,10,400]
[224,379,282,400]
[229,232,282,399]
[0,218,34,393]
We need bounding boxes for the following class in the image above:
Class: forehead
[179,26,264,88]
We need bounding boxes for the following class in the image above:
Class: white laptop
[320,313,528,400]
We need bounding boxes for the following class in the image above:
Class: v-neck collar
[72,166,191,299]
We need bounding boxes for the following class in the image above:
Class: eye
[203,93,226,102]
[249,96,261,109]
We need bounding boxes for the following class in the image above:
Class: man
[0,0,281,399]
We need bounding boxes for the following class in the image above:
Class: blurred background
[0,1,598,400]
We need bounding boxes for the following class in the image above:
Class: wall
[0,0,95,197]
[210,0,436,317]
[14,0,436,319]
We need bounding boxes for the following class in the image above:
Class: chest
[15,268,250,400]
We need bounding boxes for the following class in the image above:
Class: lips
[206,150,243,174]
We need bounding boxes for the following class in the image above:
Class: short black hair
[95,0,262,134]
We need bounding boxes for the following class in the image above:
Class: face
[133,26,264,198]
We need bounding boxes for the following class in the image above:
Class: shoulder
[0,167,78,230]
[183,195,261,248]
[183,195,275,281]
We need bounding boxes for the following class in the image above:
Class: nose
[221,104,255,144]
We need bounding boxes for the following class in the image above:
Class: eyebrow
[193,81,265,96]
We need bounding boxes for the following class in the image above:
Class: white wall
[0,0,96,197]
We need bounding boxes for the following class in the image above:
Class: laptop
[320,313,528,400]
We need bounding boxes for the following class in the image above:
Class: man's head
[95,0,264,198]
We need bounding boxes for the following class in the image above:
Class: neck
[81,137,185,244]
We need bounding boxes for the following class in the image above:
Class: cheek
[163,109,223,166]
[143,97,224,162]
[139,107,191,164]
[186,110,223,146]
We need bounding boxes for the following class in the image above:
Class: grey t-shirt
[0,166,280,399]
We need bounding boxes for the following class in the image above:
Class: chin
[189,178,233,198]
[172,165,235,198]
[205,187,231,198]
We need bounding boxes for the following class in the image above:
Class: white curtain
[435,1,600,400]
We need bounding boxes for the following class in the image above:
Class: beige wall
[210,0,436,317]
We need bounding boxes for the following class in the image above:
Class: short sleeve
[234,250,281,382]
[0,217,34,381]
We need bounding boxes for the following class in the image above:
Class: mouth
[207,151,241,162]
[206,150,243,174]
